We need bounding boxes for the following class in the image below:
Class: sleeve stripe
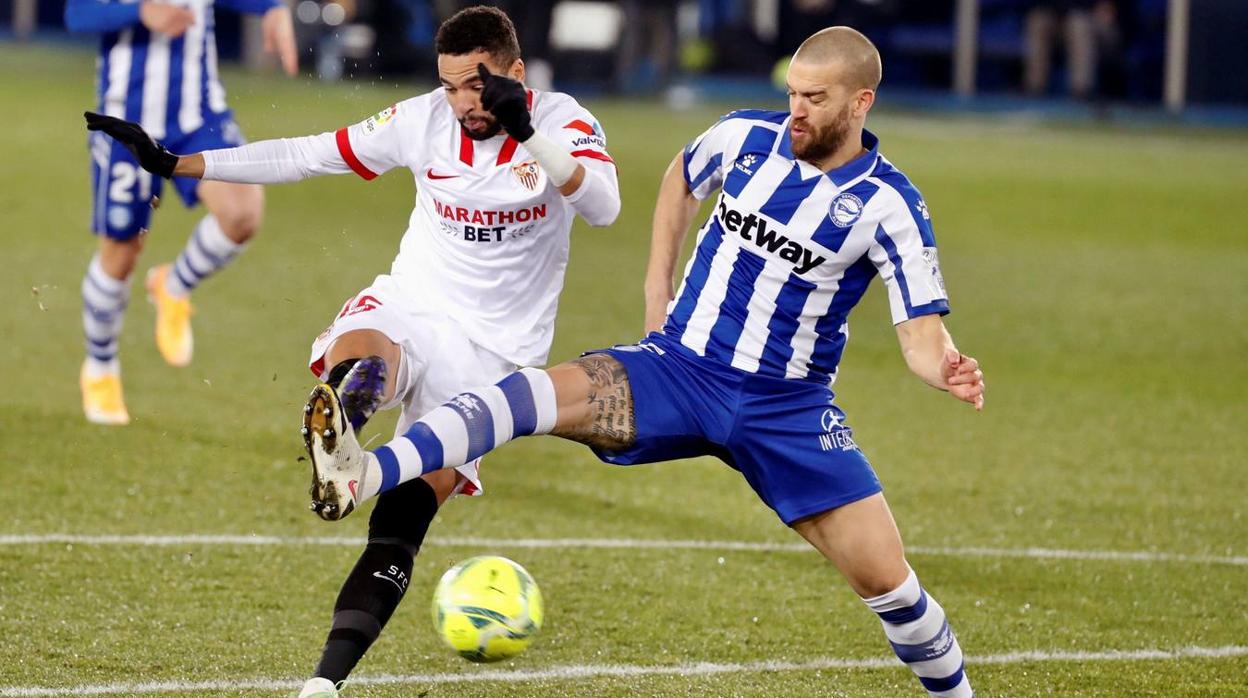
[571,149,615,165]
[335,128,377,181]
[688,153,722,192]
[874,223,914,315]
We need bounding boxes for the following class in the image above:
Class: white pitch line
[0,645,1244,697]
[0,533,1244,567]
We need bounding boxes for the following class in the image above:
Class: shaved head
[793,26,881,91]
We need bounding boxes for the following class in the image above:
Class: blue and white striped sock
[165,215,245,297]
[81,254,130,375]
[864,570,973,697]
[361,368,558,500]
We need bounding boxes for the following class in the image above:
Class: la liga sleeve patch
[362,104,398,135]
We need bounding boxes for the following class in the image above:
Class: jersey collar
[778,123,881,187]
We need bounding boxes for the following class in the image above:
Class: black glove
[477,64,534,142]
[84,111,179,178]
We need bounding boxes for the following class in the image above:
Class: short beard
[791,106,852,164]
[459,118,502,141]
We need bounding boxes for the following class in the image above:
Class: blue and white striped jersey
[665,110,949,385]
[66,0,278,140]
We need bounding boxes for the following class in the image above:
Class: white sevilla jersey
[333,88,618,367]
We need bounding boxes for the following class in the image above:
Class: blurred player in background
[67,0,297,425]
[86,7,619,696]
[306,26,983,698]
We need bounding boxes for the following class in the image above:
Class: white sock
[82,254,129,371]
[166,215,245,297]
[863,569,973,697]
[361,367,557,501]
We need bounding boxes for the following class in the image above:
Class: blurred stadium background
[1,1,1246,696]
[6,0,1248,115]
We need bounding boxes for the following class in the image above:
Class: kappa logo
[512,160,540,191]
[916,199,930,220]
[830,192,864,228]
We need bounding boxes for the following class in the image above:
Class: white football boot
[294,677,341,697]
[302,383,367,521]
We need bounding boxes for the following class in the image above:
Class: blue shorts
[590,333,882,525]
[88,110,246,240]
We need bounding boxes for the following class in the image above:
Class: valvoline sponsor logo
[564,119,605,148]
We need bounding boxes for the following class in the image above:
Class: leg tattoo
[554,354,636,451]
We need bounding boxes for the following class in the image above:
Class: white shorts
[308,274,518,497]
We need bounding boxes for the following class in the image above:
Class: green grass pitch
[1,44,1246,696]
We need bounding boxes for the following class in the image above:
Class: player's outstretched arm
[84,111,367,184]
[643,151,702,334]
[895,314,985,410]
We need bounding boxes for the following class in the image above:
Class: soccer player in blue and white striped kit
[68,0,296,425]
[306,27,984,696]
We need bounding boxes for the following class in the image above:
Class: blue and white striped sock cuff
[863,568,921,617]
[169,216,244,296]
[372,368,558,494]
[865,570,970,697]
[82,255,130,362]
[509,367,558,435]
[84,255,127,300]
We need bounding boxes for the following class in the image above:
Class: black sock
[312,476,439,683]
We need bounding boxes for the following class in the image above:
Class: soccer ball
[431,555,544,663]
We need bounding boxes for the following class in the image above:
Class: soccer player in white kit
[87,7,619,696]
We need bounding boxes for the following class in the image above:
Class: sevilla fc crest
[512,161,540,191]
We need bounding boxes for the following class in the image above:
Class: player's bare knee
[98,236,145,279]
[420,468,460,506]
[215,206,262,244]
[326,330,400,366]
[203,182,264,243]
[842,547,912,598]
[851,567,913,599]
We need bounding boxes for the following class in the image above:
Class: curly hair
[434,5,521,67]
